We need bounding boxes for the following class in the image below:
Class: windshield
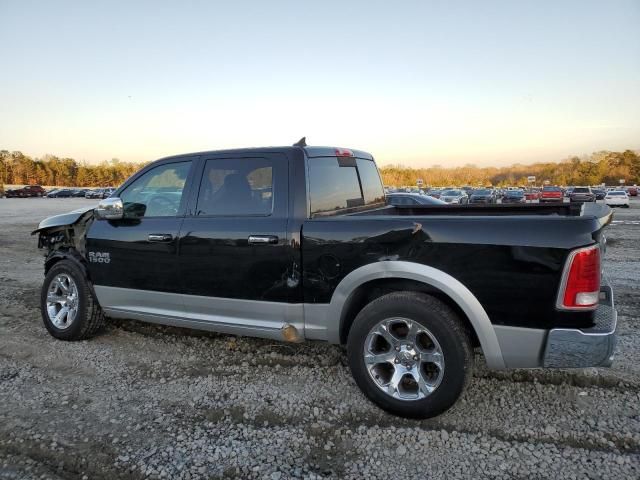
[608,191,626,196]
[473,189,492,195]
[507,191,524,197]
[573,187,590,193]
[442,189,461,196]
[543,186,561,191]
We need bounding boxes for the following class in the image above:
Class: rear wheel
[41,260,105,340]
[347,292,473,419]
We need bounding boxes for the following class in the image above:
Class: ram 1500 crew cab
[34,143,617,418]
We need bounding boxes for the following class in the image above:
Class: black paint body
[84,146,611,332]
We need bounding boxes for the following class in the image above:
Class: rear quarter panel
[302,214,607,329]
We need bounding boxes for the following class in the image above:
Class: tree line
[0,150,144,187]
[380,150,640,187]
[1,148,639,188]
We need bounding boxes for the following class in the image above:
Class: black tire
[40,259,105,340]
[347,292,473,419]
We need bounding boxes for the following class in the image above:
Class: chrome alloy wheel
[363,318,444,400]
[46,273,79,330]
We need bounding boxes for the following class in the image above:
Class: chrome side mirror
[95,197,124,220]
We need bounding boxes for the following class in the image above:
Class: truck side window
[195,158,273,216]
[119,161,191,218]
[308,158,363,215]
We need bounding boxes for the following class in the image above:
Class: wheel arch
[44,250,104,307]
[327,261,506,369]
[45,249,88,275]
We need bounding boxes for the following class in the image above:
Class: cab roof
[156,145,374,163]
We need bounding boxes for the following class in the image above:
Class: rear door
[87,158,196,315]
[177,152,295,338]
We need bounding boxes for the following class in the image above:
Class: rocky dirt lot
[0,198,638,479]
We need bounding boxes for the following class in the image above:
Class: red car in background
[5,185,46,198]
[626,186,638,197]
[540,186,564,203]
[524,188,540,201]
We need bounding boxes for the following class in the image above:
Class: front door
[87,158,195,316]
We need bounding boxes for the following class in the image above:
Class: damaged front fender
[33,207,96,263]
[31,206,96,235]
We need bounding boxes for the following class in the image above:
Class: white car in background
[604,190,630,208]
[440,189,469,204]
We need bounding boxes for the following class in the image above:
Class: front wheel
[347,292,473,419]
[41,259,105,340]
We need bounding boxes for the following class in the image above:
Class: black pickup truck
[33,143,617,418]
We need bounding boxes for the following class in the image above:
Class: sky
[1,0,639,167]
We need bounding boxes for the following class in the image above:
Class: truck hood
[31,205,96,235]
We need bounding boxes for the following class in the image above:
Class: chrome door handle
[148,233,173,242]
[248,235,279,245]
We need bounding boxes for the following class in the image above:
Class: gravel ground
[0,197,638,479]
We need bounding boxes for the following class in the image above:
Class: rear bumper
[493,284,617,369]
[543,285,617,367]
[570,197,595,202]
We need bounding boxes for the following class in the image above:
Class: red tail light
[557,245,600,310]
[335,148,354,157]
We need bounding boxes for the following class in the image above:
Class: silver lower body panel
[543,285,617,368]
[494,284,617,369]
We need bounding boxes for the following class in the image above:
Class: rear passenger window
[308,158,363,215]
[196,158,273,216]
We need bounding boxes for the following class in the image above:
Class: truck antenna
[293,137,307,147]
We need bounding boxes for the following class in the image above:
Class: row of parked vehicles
[46,187,116,198]
[385,185,636,208]
[1,185,115,199]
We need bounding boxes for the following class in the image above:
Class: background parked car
[101,187,116,198]
[539,186,563,203]
[72,189,88,197]
[524,188,540,201]
[469,188,497,204]
[569,186,596,203]
[501,190,526,203]
[440,189,468,204]
[386,193,447,206]
[427,188,443,199]
[46,189,75,198]
[5,185,46,198]
[626,186,638,197]
[604,190,630,208]
[461,186,474,197]
[592,188,607,200]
